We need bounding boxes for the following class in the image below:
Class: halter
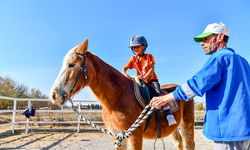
[69,52,88,94]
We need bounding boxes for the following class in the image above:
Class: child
[122,35,176,125]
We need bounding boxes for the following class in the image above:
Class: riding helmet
[129,35,148,49]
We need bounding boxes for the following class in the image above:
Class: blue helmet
[129,35,148,49]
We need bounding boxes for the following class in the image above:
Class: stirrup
[164,107,177,126]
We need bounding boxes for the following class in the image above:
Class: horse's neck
[88,54,132,110]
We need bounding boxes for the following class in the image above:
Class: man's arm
[150,55,223,109]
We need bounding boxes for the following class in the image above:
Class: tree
[195,103,205,111]
[29,88,42,98]
[14,84,28,98]
[0,75,49,109]
[0,77,17,97]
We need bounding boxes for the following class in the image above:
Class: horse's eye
[68,64,75,68]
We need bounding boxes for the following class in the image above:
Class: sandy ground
[0,129,212,150]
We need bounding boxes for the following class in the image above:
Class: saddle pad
[132,79,179,112]
[133,78,147,108]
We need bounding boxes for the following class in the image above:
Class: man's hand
[150,93,175,109]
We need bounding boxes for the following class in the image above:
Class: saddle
[132,77,179,112]
[132,77,179,137]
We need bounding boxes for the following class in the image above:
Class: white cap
[194,22,230,42]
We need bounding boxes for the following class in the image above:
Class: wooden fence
[0,96,204,134]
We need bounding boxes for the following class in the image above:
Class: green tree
[14,84,28,98]
[196,103,205,111]
[0,75,49,109]
[0,77,16,97]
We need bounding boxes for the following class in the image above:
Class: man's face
[200,34,219,55]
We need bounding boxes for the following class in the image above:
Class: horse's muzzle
[51,89,68,106]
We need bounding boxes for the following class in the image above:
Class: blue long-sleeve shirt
[173,48,250,141]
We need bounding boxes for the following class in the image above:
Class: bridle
[69,52,88,94]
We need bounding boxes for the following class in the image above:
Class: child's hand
[123,73,131,79]
[138,74,144,80]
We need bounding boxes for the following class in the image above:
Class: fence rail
[0,96,101,134]
[0,96,205,134]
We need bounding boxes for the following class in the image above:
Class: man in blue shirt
[150,22,250,150]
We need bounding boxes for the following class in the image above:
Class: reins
[70,101,164,148]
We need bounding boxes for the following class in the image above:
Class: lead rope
[70,101,159,148]
[114,105,154,147]
[70,100,114,136]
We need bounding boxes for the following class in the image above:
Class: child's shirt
[124,54,158,83]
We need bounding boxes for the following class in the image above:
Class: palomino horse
[50,39,195,150]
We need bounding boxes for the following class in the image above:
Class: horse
[50,39,195,150]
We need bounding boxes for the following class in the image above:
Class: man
[150,22,250,150]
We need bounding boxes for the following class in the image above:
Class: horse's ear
[76,38,88,54]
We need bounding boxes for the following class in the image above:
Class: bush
[195,103,205,111]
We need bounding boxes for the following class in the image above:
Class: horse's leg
[171,128,183,150]
[181,99,195,150]
[128,129,143,150]
[102,110,128,150]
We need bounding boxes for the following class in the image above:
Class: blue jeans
[213,140,250,150]
[148,80,163,96]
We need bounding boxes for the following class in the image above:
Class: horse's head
[50,39,93,105]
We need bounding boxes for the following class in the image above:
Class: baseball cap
[194,22,230,42]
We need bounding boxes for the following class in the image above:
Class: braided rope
[114,105,155,147]
[70,101,155,147]
[71,101,115,136]
[127,105,154,133]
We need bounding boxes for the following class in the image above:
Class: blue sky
[1,0,250,102]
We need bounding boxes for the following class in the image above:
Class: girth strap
[156,110,161,138]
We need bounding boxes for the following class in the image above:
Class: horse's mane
[85,51,134,109]
[58,46,78,77]
[65,47,125,80]
[88,51,126,81]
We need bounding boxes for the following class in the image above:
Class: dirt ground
[0,129,212,150]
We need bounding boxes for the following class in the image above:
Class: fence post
[25,100,31,133]
[11,99,17,134]
[77,101,81,133]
